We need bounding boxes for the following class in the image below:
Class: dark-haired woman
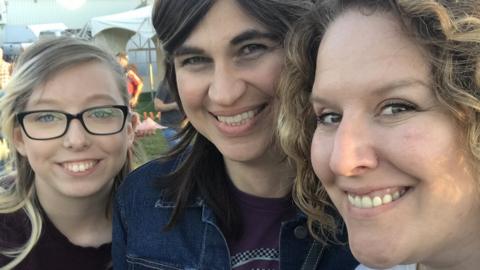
[112,0,358,269]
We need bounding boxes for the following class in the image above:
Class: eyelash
[316,112,341,126]
[177,41,274,68]
[379,101,417,115]
[180,56,211,67]
[35,114,59,122]
[240,43,268,56]
[315,101,418,126]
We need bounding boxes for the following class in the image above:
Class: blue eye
[87,108,117,119]
[34,113,63,123]
[316,112,342,126]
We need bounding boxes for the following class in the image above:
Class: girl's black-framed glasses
[16,105,129,140]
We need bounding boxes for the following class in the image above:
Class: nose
[329,118,378,176]
[63,119,91,150]
[208,62,246,106]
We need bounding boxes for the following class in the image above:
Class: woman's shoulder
[124,156,179,185]
[0,210,30,248]
[0,175,30,259]
[116,154,184,203]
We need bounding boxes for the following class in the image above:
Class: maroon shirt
[227,183,296,270]
[0,210,111,270]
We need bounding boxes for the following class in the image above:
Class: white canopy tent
[90,5,155,40]
[86,5,165,92]
[28,23,68,37]
[87,5,156,54]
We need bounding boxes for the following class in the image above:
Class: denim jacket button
[294,225,308,239]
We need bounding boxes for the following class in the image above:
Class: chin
[221,149,262,163]
[217,142,269,163]
[354,253,398,269]
[350,241,405,269]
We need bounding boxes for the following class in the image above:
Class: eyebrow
[29,94,119,107]
[310,79,430,104]
[174,46,206,57]
[230,29,278,46]
[173,29,278,57]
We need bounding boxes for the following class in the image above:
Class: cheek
[248,54,284,96]
[101,134,129,156]
[397,121,458,171]
[22,141,55,169]
[176,73,204,115]
[310,131,332,184]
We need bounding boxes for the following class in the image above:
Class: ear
[125,117,135,148]
[13,127,27,156]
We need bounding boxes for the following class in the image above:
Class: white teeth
[383,194,392,204]
[361,196,373,208]
[354,196,362,207]
[64,161,96,173]
[372,196,382,207]
[347,189,406,209]
[217,110,256,126]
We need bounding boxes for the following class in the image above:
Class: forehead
[27,61,123,108]
[182,0,267,47]
[314,10,429,96]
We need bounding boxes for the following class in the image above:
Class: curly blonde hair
[278,0,480,241]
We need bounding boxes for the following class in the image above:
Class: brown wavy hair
[277,0,480,241]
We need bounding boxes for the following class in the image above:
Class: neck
[35,183,113,247]
[224,147,294,198]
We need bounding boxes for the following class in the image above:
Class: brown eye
[240,44,267,55]
[381,103,416,115]
[181,56,211,67]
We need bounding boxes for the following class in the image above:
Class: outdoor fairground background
[134,92,169,162]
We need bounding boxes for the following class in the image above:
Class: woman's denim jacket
[112,159,358,270]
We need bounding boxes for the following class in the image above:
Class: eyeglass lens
[21,107,126,140]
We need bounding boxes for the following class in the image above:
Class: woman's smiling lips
[210,103,269,136]
[59,159,100,175]
[346,186,409,208]
[340,185,413,218]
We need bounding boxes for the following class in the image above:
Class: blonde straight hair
[0,37,132,269]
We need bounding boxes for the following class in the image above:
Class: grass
[132,92,170,162]
[136,131,169,161]
[135,92,156,116]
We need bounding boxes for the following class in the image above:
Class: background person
[0,37,135,270]
[278,1,480,270]
[116,52,143,108]
[153,79,184,147]
[112,0,358,269]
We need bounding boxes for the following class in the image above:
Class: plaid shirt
[0,61,11,89]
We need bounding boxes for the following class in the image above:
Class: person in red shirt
[116,52,143,108]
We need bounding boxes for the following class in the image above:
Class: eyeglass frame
[16,105,130,141]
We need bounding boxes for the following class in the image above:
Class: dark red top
[0,210,112,270]
[227,182,297,270]
[126,70,141,96]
